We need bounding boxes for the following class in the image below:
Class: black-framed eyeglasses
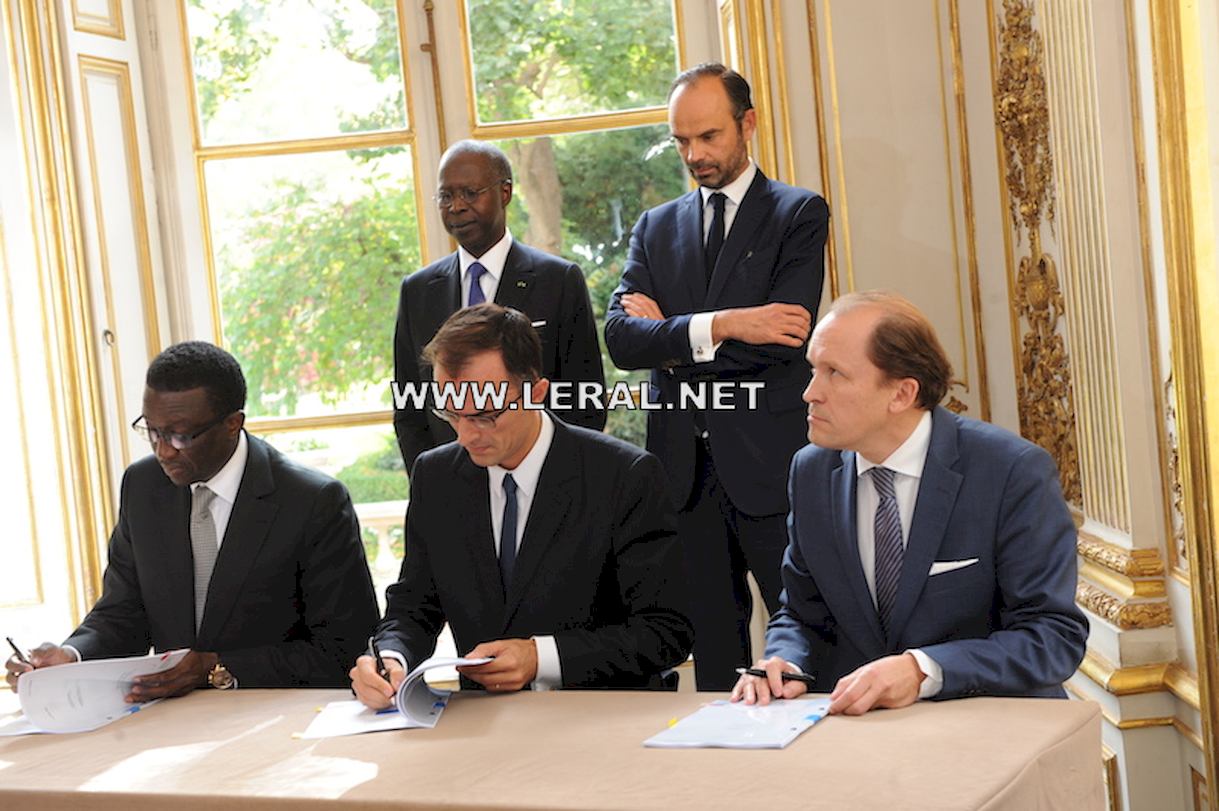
[432,180,508,209]
[431,390,524,429]
[131,412,233,450]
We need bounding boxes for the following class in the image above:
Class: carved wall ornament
[994,0,1082,505]
[1163,373,1188,570]
[945,396,968,414]
[1077,535,1164,578]
[1075,582,1173,630]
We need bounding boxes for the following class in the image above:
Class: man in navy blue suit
[732,291,1087,714]
[605,63,829,690]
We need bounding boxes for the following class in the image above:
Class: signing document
[644,696,832,749]
[302,655,492,739]
[0,649,189,735]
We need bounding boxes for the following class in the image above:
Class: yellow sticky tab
[291,732,303,739]
[667,717,678,728]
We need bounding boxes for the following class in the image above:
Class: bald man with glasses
[352,305,692,702]
[6,342,379,699]
[392,140,605,477]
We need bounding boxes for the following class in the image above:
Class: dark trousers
[679,439,788,691]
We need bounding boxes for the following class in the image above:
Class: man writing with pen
[351,304,693,706]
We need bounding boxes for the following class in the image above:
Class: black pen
[367,636,391,684]
[736,667,817,687]
[6,636,30,666]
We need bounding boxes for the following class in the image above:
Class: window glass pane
[489,124,686,447]
[186,0,407,144]
[205,147,419,418]
[258,424,405,611]
[466,0,678,123]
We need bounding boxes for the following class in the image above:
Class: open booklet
[0,649,190,735]
[644,696,832,749]
[300,655,492,739]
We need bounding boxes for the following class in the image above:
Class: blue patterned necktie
[870,466,903,638]
[499,474,518,590]
[467,261,488,307]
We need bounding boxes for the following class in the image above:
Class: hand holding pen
[730,657,814,706]
[348,637,405,711]
[4,637,75,689]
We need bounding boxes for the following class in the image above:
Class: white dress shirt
[458,228,513,306]
[688,160,759,363]
[853,411,944,698]
[190,430,249,551]
[485,411,561,689]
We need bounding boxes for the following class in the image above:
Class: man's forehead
[438,153,492,184]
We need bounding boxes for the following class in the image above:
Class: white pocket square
[928,558,979,576]
[531,320,547,328]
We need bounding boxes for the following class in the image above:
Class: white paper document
[0,649,189,735]
[300,655,492,739]
[644,697,832,749]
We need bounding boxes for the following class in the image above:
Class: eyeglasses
[432,181,507,209]
[431,391,524,429]
[131,412,232,450]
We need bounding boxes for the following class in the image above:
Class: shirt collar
[192,429,248,505]
[700,160,757,209]
[458,227,513,279]
[855,410,933,481]
[486,410,555,504]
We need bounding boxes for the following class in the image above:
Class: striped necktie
[870,466,903,638]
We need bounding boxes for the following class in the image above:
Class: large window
[462,0,687,446]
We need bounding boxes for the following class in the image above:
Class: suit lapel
[502,418,574,629]
[706,172,771,305]
[886,408,963,646]
[456,454,502,608]
[424,255,462,326]
[493,242,534,312]
[157,480,196,645]
[677,192,708,309]
[831,452,886,656]
[197,437,278,644]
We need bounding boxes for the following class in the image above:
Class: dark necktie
[190,486,219,634]
[704,192,727,287]
[467,262,488,307]
[870,466,904,638]
[499,474,518,590]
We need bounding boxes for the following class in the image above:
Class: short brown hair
[669,63,753,122]
[422,303,542,382]
[829,291,953,409]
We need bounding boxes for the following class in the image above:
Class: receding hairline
[438,140,513,184]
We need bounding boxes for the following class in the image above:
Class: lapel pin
[517,281,527,288]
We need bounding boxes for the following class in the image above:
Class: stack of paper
[644,697,831,749]
[301,655,491,739]
[0,649,189,735]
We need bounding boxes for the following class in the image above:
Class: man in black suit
[393,140,605,475]
[5,342,379,697]
[352,304,691,705]
[605,64,829,690]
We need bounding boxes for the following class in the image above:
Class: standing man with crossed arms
[605,64,829,690]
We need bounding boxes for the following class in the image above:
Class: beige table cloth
[0,689,1102,810]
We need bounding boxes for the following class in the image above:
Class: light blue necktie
[467,262,488,307]
[870,466,903,638]
[499,474,518,590]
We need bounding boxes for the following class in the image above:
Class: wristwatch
[207,662,236,690]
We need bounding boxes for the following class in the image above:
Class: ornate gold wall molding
[1078,651,1200,710]
[1076,582,1172,630]
[1077,534,1164,578]
[993,0,1081,505]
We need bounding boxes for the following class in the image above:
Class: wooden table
[0,689,1102,810]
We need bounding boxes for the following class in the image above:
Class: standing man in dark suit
[604,64,829,690]
[5,342,379,696]
[733,292,1087,712]
[393,141,605,474]
[352,304,691,704]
